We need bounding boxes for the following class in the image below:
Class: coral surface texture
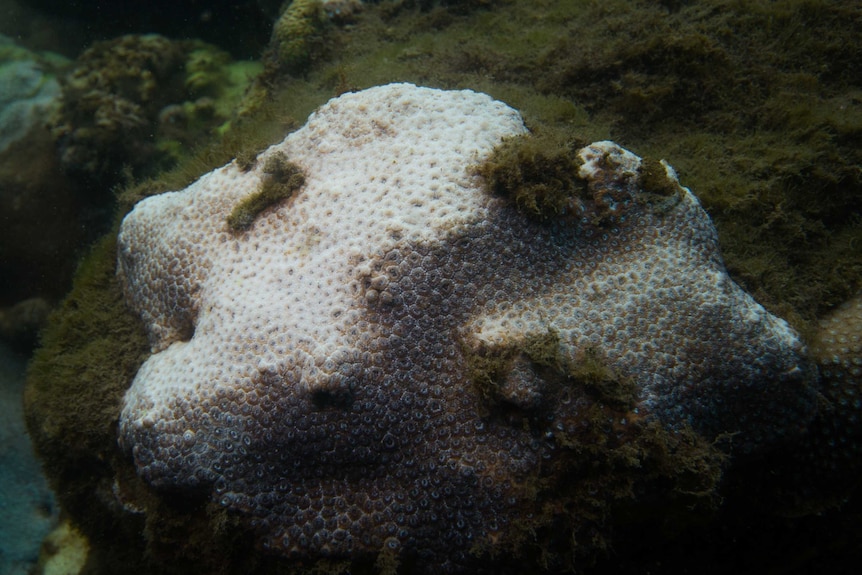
[116,83,816,570]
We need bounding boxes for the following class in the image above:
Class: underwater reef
[113,81,808,571]
[0,34,80,313]
[51,33,261,190]
[20,1,862,574]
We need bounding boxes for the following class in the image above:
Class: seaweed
[226,152,306,231]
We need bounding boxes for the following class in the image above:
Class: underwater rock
[0,35,85,308]
[0,298,50,349]
[267,0,364,76]
[51,34,260,188]
[115,83,816,570]
[0,34,63,155]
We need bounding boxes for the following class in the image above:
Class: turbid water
[0,343,56,575]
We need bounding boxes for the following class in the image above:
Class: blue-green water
[0,343,56,575]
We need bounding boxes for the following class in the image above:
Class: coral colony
[117,84,816,570]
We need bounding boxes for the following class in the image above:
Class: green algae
[269,0,329,74]
[478,131,683,225]
[462,326,723,571]
[23,233,152,571]
[638,157,679,198]
[478,131,588,220]
[52,34,263,190]
[116,89,307,209]
[25,234,148,460]
[227,152,306,231]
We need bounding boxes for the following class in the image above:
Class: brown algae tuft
[478,131,588,220]
[227,152,305,231]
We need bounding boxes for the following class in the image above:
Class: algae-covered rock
[0,35,64,155]
[0,35,84,309]
[52,34,261,188]
[269,0,330,74]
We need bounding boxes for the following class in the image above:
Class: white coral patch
[115,83,816,562]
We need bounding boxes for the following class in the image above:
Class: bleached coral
[116,83,816,568]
